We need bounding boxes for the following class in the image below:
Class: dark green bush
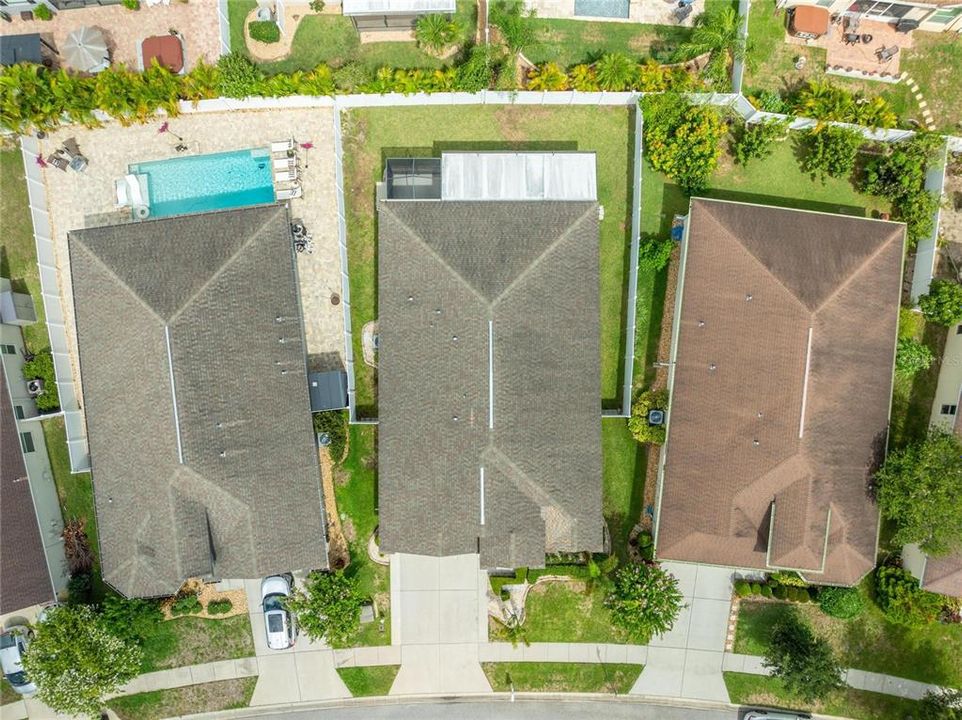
[100,596,165,643]
[638,235,674,272]
[734,580,751,597]
[66,572,92,605]
[34,4,53,19]
[249,21,281,44]
[751,582,762,595]
[760,585,773,598]
[170,593,202,616]
[313,410,348,462]
[800,126,864,181]
[628,389,669,444]
[818,586,865,619]
[216,52,262,98]
[875,565,943,627]
[206,598,233,615]
[456,46,495,92]
[731,118,788,166]
[772,585,788,600]
[22,350,60,412]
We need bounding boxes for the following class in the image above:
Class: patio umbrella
[62,27,109,73]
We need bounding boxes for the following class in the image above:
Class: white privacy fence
[217,0,231,57]
[21,91,958,450]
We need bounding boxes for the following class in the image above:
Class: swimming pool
[129,148,275,218]
[574,0,629,18]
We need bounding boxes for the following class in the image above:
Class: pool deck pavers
[38,107,344,419]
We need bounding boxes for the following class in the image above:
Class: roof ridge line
[167,206,283,325]
[71,237,166,326]
[483,444,566,518]
[380,203,490,307]
[491,204,597,309]
[811,227,904,315]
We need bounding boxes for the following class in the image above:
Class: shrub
[769,571,808,588]
[772,585,788,600]
[749,89,790,114]
[170,593,202,616]
[734,580,751,597]
[793,79,896,128]
[206,598,233,615]
[455,45,495,92]
[919,280,962,327]
[818,586,865,619]
[334,63,371,92]
[310,0,326,10]
[638,235,674,273]
[627,389,669,444]
[896,337,935,377]
[490,1,536,54]
[286,570,362,646]
[22,349,60,412]
[61,518,94,575]
[216,52,262,98]
[875,565,944,627]
[760,585,773,598]
[764,610,843,703]
[751,582,762,595]
[122,0,141,9]
[34,4,53,20]
[920,688,962,720]
[249,21,281,44]
[730,118,788,166]
[799,126,863,181]
[595,52,635,91]
[527,62,568,91]
[415,14,460,52]
[67,572,93,605]
[313,410,348,462]
[642,93,724,194]
[100,595,165,645]
[606,563,685,642]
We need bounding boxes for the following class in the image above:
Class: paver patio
[0,2,221,71]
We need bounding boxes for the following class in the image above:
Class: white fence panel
[217,0,231,56]
[911,140,950,303]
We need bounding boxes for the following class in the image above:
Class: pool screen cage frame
[384,157,442,200]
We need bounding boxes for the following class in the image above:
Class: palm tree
[490,1,536,55]
[415,14,460,53]
[526,62,568,91]
[594,53,635,92]
[676,6,746,86]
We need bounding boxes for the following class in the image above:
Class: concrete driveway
[389,554,491,695]
[631,563,736,702]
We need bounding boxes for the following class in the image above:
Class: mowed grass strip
[108,677,256,720]
[483,662,643,693]
[337,666,400,697]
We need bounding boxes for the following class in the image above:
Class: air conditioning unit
[27,378,45,397]
[648,409,665,426]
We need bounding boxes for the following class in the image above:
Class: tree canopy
[919,280,962,327]
[22,604,141,718]
[875,430,962,556]
[605,562,684,642]
[285,570,362,647]
[764,611,843,703]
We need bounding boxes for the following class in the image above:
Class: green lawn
[522,19,690,67]
[602,419,644,562]
[0,148,48,353]
[333,424,391,647]
[141,615,255,673]
[1,678,18,706]
[337,666,400,697]
[483,662,643,693]
[897,31,962,133]
[342,105,635,416]
[724,672,921,720]
[228,0,475,75]
[734,591,962,688]
[890,318,944,451]
[108,677,256,720]
[507,581,628,644]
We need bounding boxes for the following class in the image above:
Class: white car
[261,575,296,650]
[0,626,36,696]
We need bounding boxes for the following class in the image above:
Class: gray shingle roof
[656,199,904,586]
[68,205,328,598]
[0,366,56,614]
[377,200,604,568]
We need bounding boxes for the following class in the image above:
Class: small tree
[642,93,724,194]
[764,611,843,703]
[628,389,669,444]
[23,604,141,718]
[489,1,536,55]
[875,430,962,556]
[920,688,962,720]
[285,570,362,647]
[919,280,962,327]
[606,563,684,642]
[638,235,674,272]
[817,586,865,620]
[895,336,935,377]
[875,565,944,628]
[676,6,749,88]
[799,125,863,181]
[414,14,460,52]
[730,118,789,166]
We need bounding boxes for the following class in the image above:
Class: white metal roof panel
[441,152,597,201]
[342,0,455,15]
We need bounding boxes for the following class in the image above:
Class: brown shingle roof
[922,553,962,597]
[655,199,904,586]
[0,366,56,613]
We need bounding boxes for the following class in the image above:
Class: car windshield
[0,634,15,649]
[263,593,286,612]
[267,612,285,634]
[7,671,29,686]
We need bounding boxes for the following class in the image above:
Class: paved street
[221,698,740,720]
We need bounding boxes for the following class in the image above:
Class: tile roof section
[656,199,904,586]
[68,205,328,598]
[377,200,604,567]
[0,367,56,614]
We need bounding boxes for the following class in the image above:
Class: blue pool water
[130,148,275,218]
[574,0,629,18]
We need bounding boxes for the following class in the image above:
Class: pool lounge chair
[271,139,295,155]
[276,185,302,201]
[275,168,298,183]
[115,174,149,209]
[46,153,69,172]
[273,157,297,170]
